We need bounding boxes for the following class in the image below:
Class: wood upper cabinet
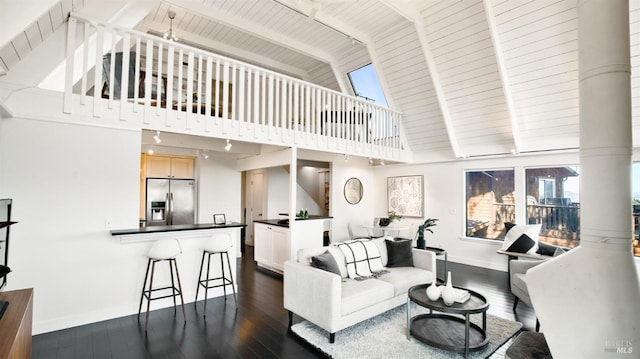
[145,155,194,179]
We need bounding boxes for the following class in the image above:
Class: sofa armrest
[412,248,437,273]
[284,260,342,333]
[510,259,545,276]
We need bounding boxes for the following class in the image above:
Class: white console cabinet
[254,223,290,273]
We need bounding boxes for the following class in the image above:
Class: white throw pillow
[501,224,541,254]
[335,239,384,279]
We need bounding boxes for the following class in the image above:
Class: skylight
[347,63,388,107]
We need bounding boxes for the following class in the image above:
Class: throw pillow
[336,239,385,280]
[310,251,341,276]
[500,224,541,254]
[385,239,414,267]
[536,241,557,256]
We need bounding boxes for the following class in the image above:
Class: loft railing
[63,15,405,158]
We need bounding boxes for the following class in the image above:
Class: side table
[424,247,447,282]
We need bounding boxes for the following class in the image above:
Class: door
[169,179,195,225]
[248,172,265,245]
[146,178,170,226]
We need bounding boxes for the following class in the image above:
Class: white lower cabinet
[254,222,290,273]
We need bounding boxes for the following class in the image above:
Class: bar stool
[138,238,186,332]
[195,233,237,315]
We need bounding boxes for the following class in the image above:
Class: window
[525,166,580,248]
[465,169,515,239]
[347,64,388,107]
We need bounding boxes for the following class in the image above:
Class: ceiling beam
[483,0,520,154]
[413,17,461,158]
[164,0,337,65]
[140,19,311,80]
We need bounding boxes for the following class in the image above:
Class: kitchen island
[110,222,246,307]
[254,216,331,274]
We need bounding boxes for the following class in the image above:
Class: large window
[347,64,388,107]
[465,169,515,239]
[525,166,580,248]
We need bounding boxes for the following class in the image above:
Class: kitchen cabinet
[254,222,290,273]
[146,155,194,179]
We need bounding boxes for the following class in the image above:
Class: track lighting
[202,151,209,159]
[153,131,161,144]
[379,160,385,166]
[147,147,154,155]
[224,139,232,151]
[344,154,349,162]
[368,158,373,165]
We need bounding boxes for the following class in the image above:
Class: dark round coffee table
[406,284,489,358]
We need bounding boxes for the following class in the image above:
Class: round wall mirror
[344,177,363,205]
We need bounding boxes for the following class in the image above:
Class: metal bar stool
[195,233,237,316]
[138,238,186,332]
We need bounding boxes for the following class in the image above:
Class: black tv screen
[0,199,12,291]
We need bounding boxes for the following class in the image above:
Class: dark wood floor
[32,247,535,358]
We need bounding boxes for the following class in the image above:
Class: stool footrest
[143,286,183,301]
[198,277,234,290]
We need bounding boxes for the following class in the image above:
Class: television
[0,199,14,319]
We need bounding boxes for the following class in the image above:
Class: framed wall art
[387,175,423,217]
[213,213,226,225]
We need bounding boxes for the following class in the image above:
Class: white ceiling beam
[413,17,461,158]
[140,19,311,80]
[164,0,336,65]
[483,0,521,154]
[272,0,396,106]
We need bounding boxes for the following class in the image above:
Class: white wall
[373,152,580,271]
[0,117,142,334]
[266,166,289,218]
[197,154,242,224]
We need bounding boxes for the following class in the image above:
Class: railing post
[63,18,77,114]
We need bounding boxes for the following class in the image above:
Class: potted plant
[416,218,438,249]
[379,211,403,227]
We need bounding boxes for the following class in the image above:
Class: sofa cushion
[310,250,341,276]
[512,273,529,295]
[385,239,414,267]
[377,266,435,296]
[335,239,384,279]
[341,278,394,316]
[371,237,389,267]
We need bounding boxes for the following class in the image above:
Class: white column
[527,1,640,357]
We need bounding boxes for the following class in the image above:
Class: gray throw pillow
[311,250,341,275]
[385,239,414,267]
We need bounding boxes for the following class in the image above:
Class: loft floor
[32,246,535,358]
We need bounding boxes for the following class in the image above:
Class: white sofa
[283,238,436,343]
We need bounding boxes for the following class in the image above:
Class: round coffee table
[406,284,489,358]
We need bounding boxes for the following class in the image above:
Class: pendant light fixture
[163,10,179,42]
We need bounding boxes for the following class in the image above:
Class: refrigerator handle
[165,192,171,225]
[169,192,174,225]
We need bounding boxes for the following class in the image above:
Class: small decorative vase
[441,271,455,306]
[378,218,390,227]
[426,277,440,301]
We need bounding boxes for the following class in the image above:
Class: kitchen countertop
[254,216,332,228]
[110,222,246,236]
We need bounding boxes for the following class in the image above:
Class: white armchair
[510,259,545,331]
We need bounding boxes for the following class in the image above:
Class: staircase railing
[63,14,406,159]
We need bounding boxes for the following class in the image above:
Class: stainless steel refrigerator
[146,178,195,226]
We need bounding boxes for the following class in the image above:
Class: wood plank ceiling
[2,0,639,163]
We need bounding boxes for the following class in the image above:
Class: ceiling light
[368,158,373,165]
[153,131,162,144]
[147,147,154,155]
[379,160,385,166]
[224,139,232,151]
[344,154,349,162]
[163,10,179,42]
[202,151,209,159]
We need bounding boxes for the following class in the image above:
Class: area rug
[290,306,522,358]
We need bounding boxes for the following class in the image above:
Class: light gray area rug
[291,306,522,358]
